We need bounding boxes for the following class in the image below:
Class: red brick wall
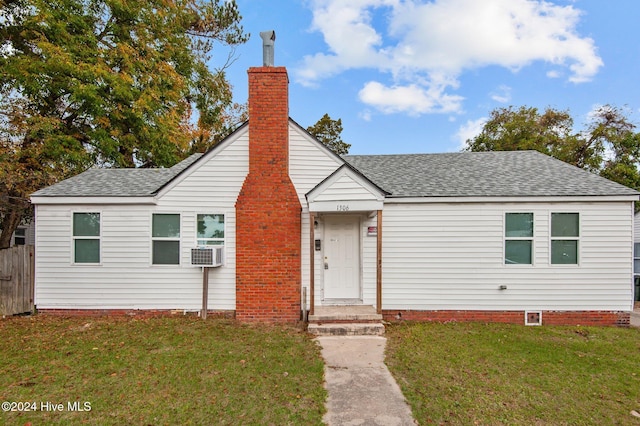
[235,67,302,323]
[383,310,631,327]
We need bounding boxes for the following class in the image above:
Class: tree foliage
[465,105,640,196]
[0,0,248,247]
[307,113,350,155]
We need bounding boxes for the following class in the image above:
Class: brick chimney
[235,31,302,322]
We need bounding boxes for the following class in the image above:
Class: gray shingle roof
[32,154,203,197]
[343,150,639,197]
[32,150,639,199]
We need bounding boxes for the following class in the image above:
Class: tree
[307,113,350,155]
[0,0,248,248]
[465,105,640,195]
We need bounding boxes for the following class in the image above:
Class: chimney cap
[260,30,276,66]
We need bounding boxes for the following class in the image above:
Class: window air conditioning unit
[191,246,224,267]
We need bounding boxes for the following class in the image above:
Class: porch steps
[307,306,385,336]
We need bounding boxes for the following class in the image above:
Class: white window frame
[151,213,181,266]
[550,212,580,266]
[504,212,534,266]
[72,211,101,265]
[195,213,225,247]
[14,227,26,246]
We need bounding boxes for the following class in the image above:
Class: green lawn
[385,322,640,425]
[0,315,326,425]
[4,315,640,425]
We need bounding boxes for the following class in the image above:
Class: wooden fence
[0,245,35,316]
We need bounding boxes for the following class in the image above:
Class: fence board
[0,245,35,316]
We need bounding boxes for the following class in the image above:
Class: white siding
[7,221,35,247]
[314,174,380,201]
[361,214,378,305]
[288,124,342,306]
[34,133,249,311]
[381,201,634,311]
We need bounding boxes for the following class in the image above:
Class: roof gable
[306,164,386,212]
[30,124,248,202]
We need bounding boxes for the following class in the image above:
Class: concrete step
[307,322,385,336]
[308,305,383,322]
[308,313,383,322]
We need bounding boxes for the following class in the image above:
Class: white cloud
[490,85,512,103]
[358,80,464,115]
[455,117,487,150]
[359,109,373,121]
[295,0,602,116]
[546,70,562,79]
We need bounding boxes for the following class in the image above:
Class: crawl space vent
[525,311,542,326]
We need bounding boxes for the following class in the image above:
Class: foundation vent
[525,310,542,326]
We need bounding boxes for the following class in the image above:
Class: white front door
[324,216,361,301]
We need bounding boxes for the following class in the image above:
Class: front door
[323,216,361,301]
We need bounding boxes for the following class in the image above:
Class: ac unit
[191,246,224,267]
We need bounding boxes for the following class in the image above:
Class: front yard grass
[385,322,640,425]
[0,315,326,425]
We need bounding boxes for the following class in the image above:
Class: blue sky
[214,0,640,155]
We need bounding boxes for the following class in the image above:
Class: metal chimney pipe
[260,30,276,66]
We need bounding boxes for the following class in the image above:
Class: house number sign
[336,204,350,211]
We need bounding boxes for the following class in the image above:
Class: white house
[31,42,639,326]
[1,221,36,247]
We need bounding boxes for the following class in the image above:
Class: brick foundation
[235,66,302,323]
[37,309,236,319]
[383,310,631,327]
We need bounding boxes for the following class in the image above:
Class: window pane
[75,239,100,263]
[505,240,532,264]
[15,228,26,236]
[551,240,578,264]
[551,213,579,237]
[635,259,640,274]
[505,213,533,237]
[153,240,180,264]
[197,214,224,239]
[152,214,180,238]
[635,243,640,258]
[74,213,100,236]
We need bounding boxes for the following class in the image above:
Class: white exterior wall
[381,201,634,312]
[361,214,378,305]
[288,124,342,307]
[8,221,36,247]
[34,120,635,313]
[34,132,249,310]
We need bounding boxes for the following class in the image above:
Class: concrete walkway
[316,336,417,426]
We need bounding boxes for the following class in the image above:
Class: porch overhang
[307,165,387,316]
[306,164,387,213]
[308,199,383,213]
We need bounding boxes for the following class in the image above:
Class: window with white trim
[196,214,224,246]
[152,214,180,265]
[634,243,640,275]
[14,227,26,245]
[551,213,579,264]
[73,212,100,264]
[505,213,533,265]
